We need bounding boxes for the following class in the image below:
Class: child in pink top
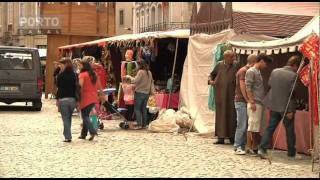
[122,77,135,121]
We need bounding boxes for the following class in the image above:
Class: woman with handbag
[78,57,105,141]
[56,57,79,143]
[126,60,155,129]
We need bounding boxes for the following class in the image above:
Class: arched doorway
[151,6,156,26]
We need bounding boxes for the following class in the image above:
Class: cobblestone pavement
[0,99,318,178]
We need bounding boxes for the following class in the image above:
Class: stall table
[154,92,180,109]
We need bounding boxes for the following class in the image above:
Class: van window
[0,51,33,70]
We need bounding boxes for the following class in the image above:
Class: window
[0,51,33,70]
[136,12,140,32]
[119,10,124,25]
[19,2,25,18]
[146,9,149,27]
[7,25,13,33]
[158,5,162,24]
[8,2,13,25]
[151,7,155,25]
[35,3,40,19]
[37,45,47,49]
[132,8,134,25]
[0,5,2,25]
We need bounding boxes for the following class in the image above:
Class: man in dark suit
[259,56,302,160]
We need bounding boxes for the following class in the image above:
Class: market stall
[179,29,280,133]
[228,15,319,154]
[58,29,190,111]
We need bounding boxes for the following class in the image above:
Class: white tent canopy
[229,15,319,55]
[180,29,236,133]
[59,29,190,50]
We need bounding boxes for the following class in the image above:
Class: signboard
[18,29,61,35]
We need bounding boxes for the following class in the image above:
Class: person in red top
[78,57,104,141]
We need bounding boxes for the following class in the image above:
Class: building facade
[41,2,116,98]
[0,2,47,48]
[115,2,133,35]
[133,2,194,33]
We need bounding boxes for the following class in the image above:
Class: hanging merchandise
[119,46,126,61]
[153,39,159,57]
[151,38,157,62]
[121,62,127,78]
[126,61,138,77]
[142,45,152,65]
[299,34,319,126]
[299,64,310,87]
[121,49,138,77]
[167,41,175,53]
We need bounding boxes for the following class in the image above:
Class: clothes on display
[101,47,115,85]
[126,62,137,77]
[141,46,152,65]
[121,63,127,78]
[93,63,107,89]
[121,83,135,105]
[121,61,138,78]
[299,34,319,126]
[119,46,126,62]
[135,46,141,61]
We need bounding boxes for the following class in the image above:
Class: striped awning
[230,15,319,55]
[233,11,314,38]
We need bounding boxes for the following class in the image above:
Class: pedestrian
[259,56,302,160]
[233,54,258,155]
[126,60,155,129]
[78,57,104,141]
[209,50,239,144]
[245,53,272,156]
[56,57,78,143]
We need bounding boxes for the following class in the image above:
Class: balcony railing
[139,22,190,33]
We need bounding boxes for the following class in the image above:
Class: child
[121,77,135,121]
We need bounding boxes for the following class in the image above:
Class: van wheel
[32,100,42,111]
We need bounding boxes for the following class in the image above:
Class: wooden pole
[167,38,179,109]
[309,59,314,156]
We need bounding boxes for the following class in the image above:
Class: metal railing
[139,22,190,33]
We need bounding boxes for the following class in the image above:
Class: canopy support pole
[167,38,179,109]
